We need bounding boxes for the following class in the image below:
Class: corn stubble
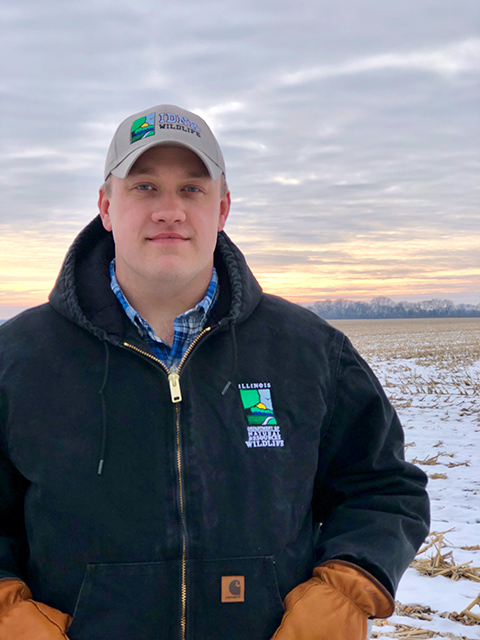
[330,319,480,640]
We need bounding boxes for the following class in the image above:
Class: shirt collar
[109,259,219,339]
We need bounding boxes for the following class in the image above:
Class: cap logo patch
[130,112,155,144]
[221,576,245,602]
[158,112,201,138]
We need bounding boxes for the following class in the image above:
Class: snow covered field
[332,318,480,640]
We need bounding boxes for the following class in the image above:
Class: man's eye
[185,186,200,193]
[136,184,153,191]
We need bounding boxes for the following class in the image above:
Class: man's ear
[98,188,112,232]
[217,191,231,232]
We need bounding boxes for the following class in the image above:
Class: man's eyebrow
[128,166,156,177]
[187,171,210,179]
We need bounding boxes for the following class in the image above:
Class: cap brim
[108,140,223,181]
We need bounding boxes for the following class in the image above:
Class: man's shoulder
[257,292,345,343]
[259,292,332,324]
[1,302,53,330]
[0,303,69,353]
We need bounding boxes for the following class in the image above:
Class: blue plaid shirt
[110,260,219,371]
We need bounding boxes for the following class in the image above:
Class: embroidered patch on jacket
[239,383,285,448]
[130,112,155,144]
[221,576,245,602]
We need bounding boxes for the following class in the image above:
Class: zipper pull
[168,372,182,403]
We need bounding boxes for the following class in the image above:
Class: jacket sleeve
[312,336,430,596]
[0,390,30,583]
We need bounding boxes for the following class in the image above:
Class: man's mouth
[148,232,188,242]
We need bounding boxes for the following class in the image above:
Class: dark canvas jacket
[0,216,429,640]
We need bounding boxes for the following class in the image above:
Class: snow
[396,571,479,617]
[332,319,480,639]
[376,361,480,638]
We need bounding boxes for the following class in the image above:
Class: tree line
[306,296,480,320]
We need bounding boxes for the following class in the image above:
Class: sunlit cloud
[237,230,480,304]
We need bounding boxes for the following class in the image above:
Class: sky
[1,0,479,319]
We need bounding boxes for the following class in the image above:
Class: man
[0,104,429,640]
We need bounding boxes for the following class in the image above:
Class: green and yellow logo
[239,387,277,426]
[130,112,155,144]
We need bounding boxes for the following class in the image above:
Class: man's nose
[151,192,187,223]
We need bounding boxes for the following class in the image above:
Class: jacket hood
[48,215,263,343]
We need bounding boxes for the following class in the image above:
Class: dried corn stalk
[411,453,442,466]
[412,531,480,582]
[460,594,480,623]
[395,603,434,621]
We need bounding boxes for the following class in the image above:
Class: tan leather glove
[271,560,394,640]
[0,579,71,640]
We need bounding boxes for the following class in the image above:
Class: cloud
[279,38,480,86]
[0,0,478,312]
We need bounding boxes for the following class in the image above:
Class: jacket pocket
[188,556,284,640]
[67,560,181,640]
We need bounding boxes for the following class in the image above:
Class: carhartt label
[221,576,245,603]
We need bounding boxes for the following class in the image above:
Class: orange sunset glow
[1,222,478,319]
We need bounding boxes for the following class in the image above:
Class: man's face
[98,146,230,295]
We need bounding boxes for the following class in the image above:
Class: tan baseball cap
[104,104,226,181]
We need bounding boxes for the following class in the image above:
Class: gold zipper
[123,325,212,640]
[176,402,187,639]
[177,326,212,373]
[124,326,211,402]
[122,341,168,369]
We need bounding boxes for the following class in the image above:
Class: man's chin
[145,263,213,294]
